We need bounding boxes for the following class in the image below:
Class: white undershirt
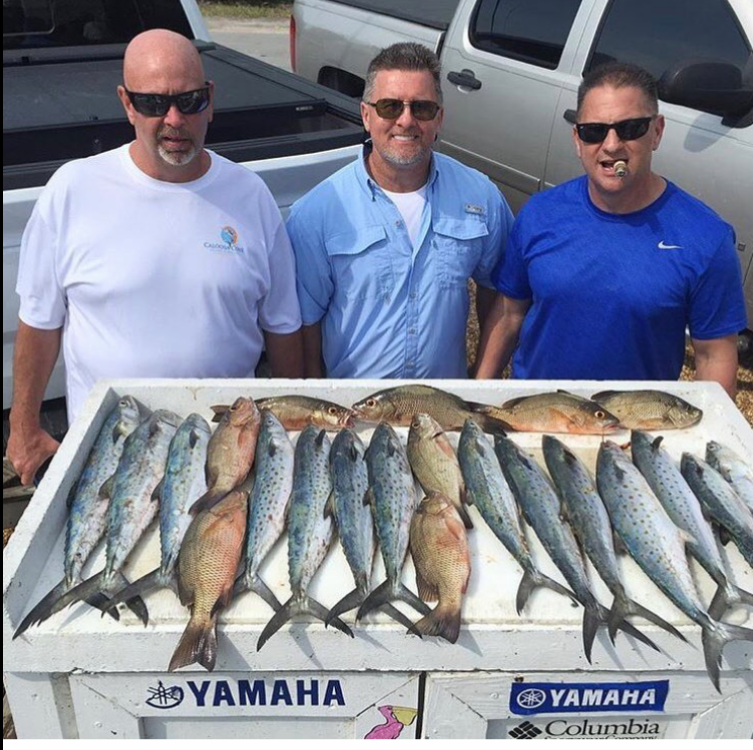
[382,183,429,248]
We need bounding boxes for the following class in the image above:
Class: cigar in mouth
[614,160,628,178]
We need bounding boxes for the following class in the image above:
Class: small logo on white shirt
[657,241,683,250]
[465,203,485,215]
[205,225,245,254]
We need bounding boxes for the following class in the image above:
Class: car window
[587,0,751,83]
[3,0,194,50]
[469,0,584,70]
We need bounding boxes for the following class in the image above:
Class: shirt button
[408,328,416,335]
[410,292,417,300]
[395,220,403,228]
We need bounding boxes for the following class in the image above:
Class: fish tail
[189,488,231,515]
[469,409,511,436]
[707,580,753,621]
[325,587,365,627]
[457,503,474,530]
[168,613,218,672]
[582,601,604,664]
[233,570,282,613]
[102,569,164,616]
[357,581,431,623]
[701,619,753,693]
[13,578,74,638]
[414,603,461,644]
[608,588,687,645]
[515,567,578,615]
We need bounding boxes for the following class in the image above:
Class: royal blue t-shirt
[494,176,747,380]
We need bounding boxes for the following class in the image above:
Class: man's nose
[163,103,186,128]
[395,102,417,128]
[601,126,623,151]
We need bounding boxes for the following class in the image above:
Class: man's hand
[692,334,739,399]
[6,423,60,487]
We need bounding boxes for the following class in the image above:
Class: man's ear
[117,85,136,126]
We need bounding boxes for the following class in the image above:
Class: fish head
[152,409,181,430]
[116,395,142,423]
[408,412,442,440]
[541,434,570,464]
[314,401,355,429]
[705,441,723,465]
[351,392,394,423]
[225,397,260,428]
[680,452,702,478]
[569,401,621,434]
[183,412,212,435]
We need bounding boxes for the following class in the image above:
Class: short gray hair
[363,43,443,104]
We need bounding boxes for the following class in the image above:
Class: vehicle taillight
[289,14,297,73]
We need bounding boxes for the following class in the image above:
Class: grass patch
[198,1,292,20]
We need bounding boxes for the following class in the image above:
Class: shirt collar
[357,143,440,200]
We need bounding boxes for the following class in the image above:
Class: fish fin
[608,588,686,645]
[267,438,279,458]
[473,436,488,459]
[169,614,218,672]
[210,404,229,422]
[324,491,336,520]
[190,488,230,515]
[591,391,616,402]
[457,497,474,530]
[98,475,115,501]
[414,603,461,644]
[582,601,609,664]
[65,483,77,510]
[515,568,578,615]
[257,597,299,651]
[708,581,753,621]
[613,531,628,556]
[13,578,70,638]
[473,412,510,436]
[103,569,163,615]
[108,571,149,625]
[315,429,327,448]
[701,620,753,694]
[501,396,526,409]
[416,571,439,603]
[189,429,200,450]
[651,436,664,451]
[326,587,365,626]
[348,442,359,462]
[679,529,698,549]
[717,525,733,547]
[233,570,282,613]
[112,419,130,443]
[363,487,374,508]
[304,596,354,638]
[387,440,397,458]
[614,464,626,482]
[357,581,431,622]
[151,478,164,504]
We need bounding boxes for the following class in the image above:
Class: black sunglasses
[125,84,211,117]
[576,116,655,144]
[364,98,441,121]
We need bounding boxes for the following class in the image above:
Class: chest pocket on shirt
[325,226,394,302]
[432,216,489,290]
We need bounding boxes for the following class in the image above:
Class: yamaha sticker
[510,680,669,716]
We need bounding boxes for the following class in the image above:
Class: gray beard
[157,141,199,166]
[378,141,433,167]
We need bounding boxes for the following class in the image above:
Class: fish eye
[328,406,338,415]
[367,399,377,408]
[595,410,607,419]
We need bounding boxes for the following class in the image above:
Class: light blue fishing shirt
[287,147,513,378]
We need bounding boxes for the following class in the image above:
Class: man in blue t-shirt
[475,62,746,397]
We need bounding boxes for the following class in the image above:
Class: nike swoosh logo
[658,241,683,250]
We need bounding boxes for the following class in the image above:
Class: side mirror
[659,59,753,119]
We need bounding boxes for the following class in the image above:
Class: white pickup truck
[292,0,753,340]
[2,0,364,422]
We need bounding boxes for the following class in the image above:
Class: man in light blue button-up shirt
[287,43,514,379]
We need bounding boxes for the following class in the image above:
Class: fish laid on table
[631,431,753,620]
[597,441,753,692]
[458,420,576,613]
[257,427,354,651]
[233,410,295,612]
[211,395,354,432]
[351,384,510,433]
[357,423,431,625]
[476,391,620,434]
[706,441,753,515]
[13,396,143,638]
[681,453,753,570]
[169,486,249,672]
[409,491,471,643]
[591,390,702,430]
[495,435,658,662]
[31,410,180,627]
[104,414,212,617]
[325,430,419,634]
[543,435,683,644]
[407,413,473,530]
[194,397,261,513]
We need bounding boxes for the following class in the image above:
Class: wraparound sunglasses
[125,84,211,117]
[576,116,655,144]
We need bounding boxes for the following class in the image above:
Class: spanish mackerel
[706,441,753,515]
[495,435,658,662]
[598,441,753,692]
[457,420,576,613]
[13,396,142,638]
[257,427,354,650]
[631,431,753,620]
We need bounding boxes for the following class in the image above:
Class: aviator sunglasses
[365,98,441,121]
[125,83,211,117]
[575,116,655,144]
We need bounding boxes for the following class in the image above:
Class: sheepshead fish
[351,384,509,433]
[256,427,354,651]
[477,391,620,434]
[195,397,261,513]
[233,410,295,612]
[13,395,142,638]
[357,423,431,624]
[458,420,576,613]
[706,441,753,515]
[103,414,212,616]
[409,491,471,643]
[212,395,354,432]
[591,390,702,430]
[169,487,249,672]
[495,435,657,662]
[543,435,682,645]
[632,431,753,621]
[33,410,180,627]
[407,413,473,529]
[598,441,753,692]
[681,453,753,570]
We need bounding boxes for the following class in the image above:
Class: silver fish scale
[65,396,142,585]
[105,410,180,582]
[458,421,531,567]
[598,443,706,621]
[706,442,753,515]
[543,437,623,594]
[632,432,728,585]
[288,426,333,593]
[331,429,373,584]
[159,414,211,578]
[496,437,592,602]
[366,423,418,582]
[245,411,295,575]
